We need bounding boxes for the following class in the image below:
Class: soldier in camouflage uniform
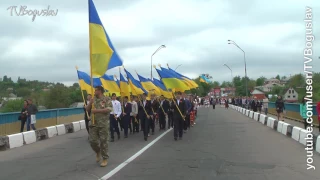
[86,86,112,167]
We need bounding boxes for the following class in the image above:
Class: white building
[283,87,298,103]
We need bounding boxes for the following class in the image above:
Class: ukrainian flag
[77,70,92,93]
[93,77,102,87]
[137,74,161,95]
[199,75,210,84]
[100,74,120,93]
[124,69,147,95]
[155,68,190,92]
[119,73,131,97]
[153,78,173,99]
[89,0,122,77]
[168,67,198,88]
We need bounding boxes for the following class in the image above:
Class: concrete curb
[230,105,320,155]
[0,120,86,151]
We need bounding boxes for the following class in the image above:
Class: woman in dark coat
[275,95,285,121]
[20,100,28,132]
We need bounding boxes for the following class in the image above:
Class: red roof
[252,94,266,100]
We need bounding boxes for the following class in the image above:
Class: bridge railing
[267,102,319,126]
[0,108,84,136]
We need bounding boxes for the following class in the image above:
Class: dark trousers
[128,117,132,133]
[20,119,27,132]
[184,114,190,130]
[141,116,149,138]
[149,116,155,133]
[212,104,215,109]
[26,116,36,131]
[159,113,166,130]
[118,119,123,131]
[110,115,120,139]
[174,116,184,138]
[85,119,90,133]
[168,113,174,128]
[122,115,130,136]
[132,116,139,132]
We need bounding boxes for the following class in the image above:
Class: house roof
[251,89,265,95]
[252,94,266,100]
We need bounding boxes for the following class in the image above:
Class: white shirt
[130,101,138,116]
[111,100,122,118]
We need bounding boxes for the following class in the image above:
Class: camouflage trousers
[89,125,109,159]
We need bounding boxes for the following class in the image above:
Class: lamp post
[223,63,233,88]
[228,40,248,107]
[175,64,182,70]
[151,45,166,79]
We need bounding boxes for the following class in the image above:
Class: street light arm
[151,45,166,57]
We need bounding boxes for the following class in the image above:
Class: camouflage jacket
[93,96,112,127]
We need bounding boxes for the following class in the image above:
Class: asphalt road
[0,106,319,180]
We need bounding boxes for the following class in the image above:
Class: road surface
[0,106,319,180]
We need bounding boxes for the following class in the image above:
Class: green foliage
[0,75,83,113]
[0,99,24,113]
[256,76,266,86]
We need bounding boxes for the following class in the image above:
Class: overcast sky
[1,0,319,86]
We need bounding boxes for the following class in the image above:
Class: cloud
[0,0,319,86]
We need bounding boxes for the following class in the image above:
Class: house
[283,87,298,103]
[265,78,281,84]
[251,89,266,100]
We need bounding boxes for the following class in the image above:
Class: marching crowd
[83,86,201,167]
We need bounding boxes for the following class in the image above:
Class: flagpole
[75,66,90,119]
[88,1,95,124]
[154,64,185,121]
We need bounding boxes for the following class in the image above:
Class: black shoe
[117,134,120,140]
[152,132,154,135]
[144,136,147,141]
[174,137,177,141]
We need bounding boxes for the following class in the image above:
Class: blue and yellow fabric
[156,67,190,92]
[124,69,147,95]
[77,70,92,93]
[153,78,173,99]
[89,0,122,77]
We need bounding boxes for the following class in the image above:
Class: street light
[228,40,248,107]
[151,45,166,79]
[175,64,182,70]
[223,64,233,87]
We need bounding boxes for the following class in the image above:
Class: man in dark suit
[158,95,169,130]
[183,93,192,132]
[150,94,159,135]
[83,94,92,135]
[121,96,132,138]
[171,91,186,140]
[138,93,152,141]
[167,99,174,129]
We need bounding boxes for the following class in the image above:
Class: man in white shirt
[110,93,122,142]
[130,95,139,133]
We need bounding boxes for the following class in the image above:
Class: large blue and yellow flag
[152,78,173,99]
[100,74,120,93]
[77,70,92,93]
[168,67,198,89]
[89,0,122,77]
[119,73,131,97]
[137,73,161,95]
[124,69,147,95]
[155,67,190,92]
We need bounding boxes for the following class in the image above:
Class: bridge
[0,104,319,179]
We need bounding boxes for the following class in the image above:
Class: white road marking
[99,128,173,180]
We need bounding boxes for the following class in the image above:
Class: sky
[0,0,319,86]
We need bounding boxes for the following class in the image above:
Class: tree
[16,87,32,98]
[275,75,280,80]
[288,73,305,88]
[256,76,266,86]
[0,99,24,113]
